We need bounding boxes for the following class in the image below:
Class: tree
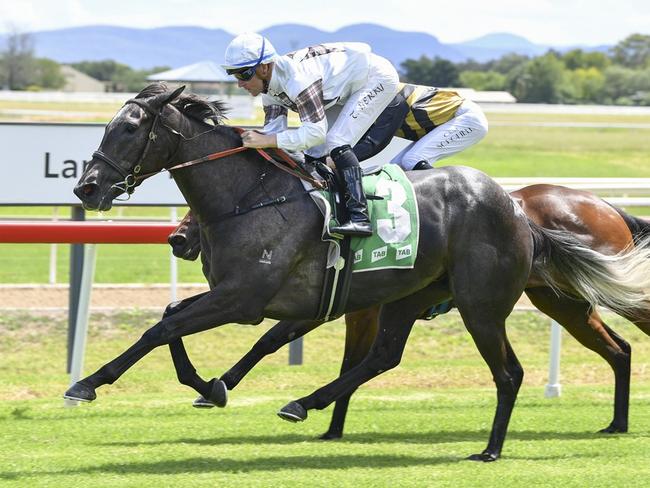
[566,67,606,103]
[400,55,459,87]
[70,59,131,81]
[562,49,610,70]
[71,60,171,92]
[33,58,65,89]
[488,53,529,74]
[611,34,650,68]
[507,54,568,103]
[0,27,36,90]
[459,70,506,91]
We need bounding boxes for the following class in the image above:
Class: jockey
[349,83,488,319]
[353,83,489,170]
[222,32,400,237]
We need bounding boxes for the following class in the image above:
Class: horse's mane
[136,82,229,125]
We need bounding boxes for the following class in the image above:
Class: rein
[93,95,326,220]
[97,97,324,197]
[136,127,325,190]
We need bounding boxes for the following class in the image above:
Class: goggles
[226,65,258,81]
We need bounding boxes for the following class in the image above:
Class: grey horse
[169,187,650,441]
[67,84,650,461]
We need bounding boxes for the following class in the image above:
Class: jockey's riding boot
[329,145,372,237]
[413,160,433,170]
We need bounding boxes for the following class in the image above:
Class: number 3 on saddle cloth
[304,164,420,321]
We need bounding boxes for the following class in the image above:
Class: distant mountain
[260,23,465,66]
[452,33,549,60]
[1,24,612,69]
[27,25,234,69]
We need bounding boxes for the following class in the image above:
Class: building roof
[61,65,106,92]
[147,61,233,83]
[452,88,517,103]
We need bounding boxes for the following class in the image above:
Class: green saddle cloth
[347,165,420,272]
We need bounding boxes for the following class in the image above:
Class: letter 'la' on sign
[1,122,186,205]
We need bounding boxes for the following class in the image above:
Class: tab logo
[396,244,412,260]
[371,246,388,263]
[354,249,363,264]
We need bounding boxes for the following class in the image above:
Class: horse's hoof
[63,381,96,403]
[467,451,499,462]
[192,379,227,409]
[599,424,627,434]
[277,401,307,422]
[318,431,342,440]
[192,396,215,408]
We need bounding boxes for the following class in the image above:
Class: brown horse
[168,183,650,439]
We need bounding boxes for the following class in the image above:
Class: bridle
[92,98,170,198]
[92,96,323,201]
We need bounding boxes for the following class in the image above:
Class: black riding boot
[329,145,372,237]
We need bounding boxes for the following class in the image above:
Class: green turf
[0,311,648,486]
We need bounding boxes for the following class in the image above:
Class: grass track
[1,310,649,486]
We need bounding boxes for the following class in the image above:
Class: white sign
[0,122,412,206]
[0,122,186,205]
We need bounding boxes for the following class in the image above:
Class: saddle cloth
[304,164,420,273]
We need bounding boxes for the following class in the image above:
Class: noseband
[92,98,164,197]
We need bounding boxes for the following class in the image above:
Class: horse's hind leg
[629,313,650,338]
[218,319,323,392]
[525,287,631,433]
[449,241,529,461]
[457,310,524,461]
[320,306,380,440]
[278,291,433,424]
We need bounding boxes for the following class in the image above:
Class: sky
[0,0,648,46]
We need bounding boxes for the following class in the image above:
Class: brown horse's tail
[611,205,650,245]
[529,218,650,318]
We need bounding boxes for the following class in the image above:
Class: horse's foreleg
[320,306,380,440]
[155,295,218,402]
[277,292,428,424]
[526,287,632,433]
[168,339,228,408]
[219,319,322,390]
[63,288,265,403]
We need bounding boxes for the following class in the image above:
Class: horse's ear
[150,85,186,111]
[166,85,186,103]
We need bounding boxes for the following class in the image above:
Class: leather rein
[93,98,324,200]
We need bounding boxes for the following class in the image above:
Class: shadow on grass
[1,446,619,480]
[0,453,470,480]
[99,428,648,448]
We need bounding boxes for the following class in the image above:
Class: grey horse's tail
[529,219,650,318]
[611,205,650,244]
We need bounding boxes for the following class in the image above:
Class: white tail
[530,221,650,318]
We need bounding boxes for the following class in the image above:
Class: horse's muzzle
[73,179,114,211]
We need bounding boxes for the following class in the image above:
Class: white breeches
[391,100,489,170]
